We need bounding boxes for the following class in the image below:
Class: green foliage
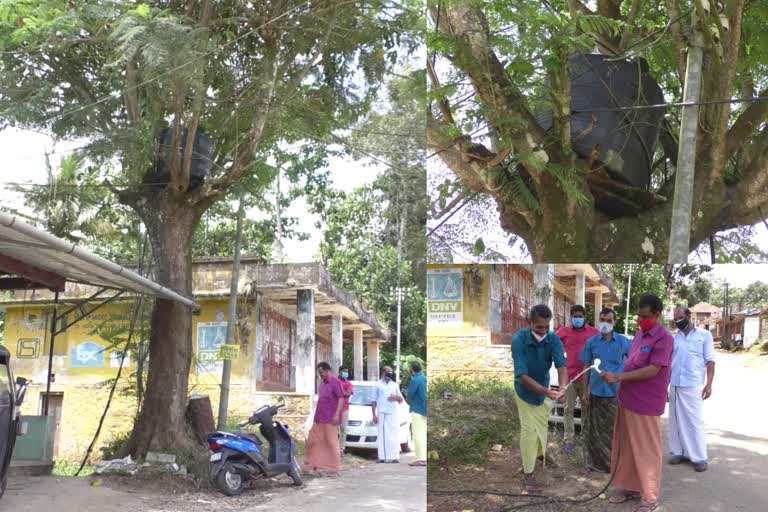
[52,460,94,477]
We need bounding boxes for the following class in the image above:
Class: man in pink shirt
[556,305,599,453]
[601,293,673,512]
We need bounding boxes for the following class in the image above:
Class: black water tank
[535,54,665,190]
[149,127,214,188]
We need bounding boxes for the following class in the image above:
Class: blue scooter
[207,398,303,495]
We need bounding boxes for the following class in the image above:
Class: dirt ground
[427,351,768,512]
[5,449,426,512]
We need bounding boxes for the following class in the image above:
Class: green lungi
[515,393,551,473]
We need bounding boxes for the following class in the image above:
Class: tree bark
[127,191,202,457]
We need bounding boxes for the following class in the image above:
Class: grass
[52,459,95,477]
[428,376,519,468]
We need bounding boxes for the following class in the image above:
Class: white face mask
[599,322,614,334]
[532,331,547,342]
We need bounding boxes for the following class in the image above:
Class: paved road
[3,453,426,511]
[243,454,426,512]
[653,352,768,512]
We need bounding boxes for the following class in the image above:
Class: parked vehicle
[0,345,29,499]
[343,381,412,453]
[207,398,302,496]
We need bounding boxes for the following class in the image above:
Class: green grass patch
[52,459,94,477]
[428,376,519,467]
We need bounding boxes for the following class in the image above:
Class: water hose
[429,358,626,511]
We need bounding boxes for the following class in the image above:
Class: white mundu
[373,378,402,461]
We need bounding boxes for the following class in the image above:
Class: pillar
[331,313,343,374]
[296,289,316,395]
[533,264,555,314]
[575,269,586,308]
[594,291,603,326]
[353,328,364,381]
[367,341,380,381]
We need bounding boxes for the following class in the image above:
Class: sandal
[633,503,658,512]
[409,461,427,466]
[522,475,543,493]
[609,491,641,504]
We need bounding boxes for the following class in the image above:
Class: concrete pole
[367,341,380,381]
[217,192,245,430]
[353,328,364,380]
[296,289,316,395]
[668,3,704,263]
[395,288,403,383]
[331,313,343,374]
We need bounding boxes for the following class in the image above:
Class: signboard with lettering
[427,268,463,326]
[197,322,227,374]
[71,341,105,368]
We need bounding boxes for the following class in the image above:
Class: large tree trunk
[127,192,202,457]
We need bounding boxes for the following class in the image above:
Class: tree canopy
[427,0,768,263]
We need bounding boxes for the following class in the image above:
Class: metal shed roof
[0,210,198,309]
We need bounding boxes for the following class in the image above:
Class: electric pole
[625,264,633,336]
[218,191,245,430]
[668,2,705,263]
[391,287,408,383]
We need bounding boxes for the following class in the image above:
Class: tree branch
[619,0,643,52]
[665,0,688,81]
[725,87,768,158]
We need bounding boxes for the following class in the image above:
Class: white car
[344,380,412,453]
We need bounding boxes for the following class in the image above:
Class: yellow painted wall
[3,299,309,462]
[427,265,514,379]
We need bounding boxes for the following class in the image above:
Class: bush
[99,431,132,461]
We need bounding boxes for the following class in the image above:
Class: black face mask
[675,318,690,331]
[386,372,396,382]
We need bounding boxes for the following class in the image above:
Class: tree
[742,281,768,307]
[0,0,419,456]
[427,1,768,262]
[604,264,667,333]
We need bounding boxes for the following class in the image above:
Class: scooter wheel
[215,463,245,496]
[288,457,304,486]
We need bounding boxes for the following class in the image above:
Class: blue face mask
[572,317,585,329]
[341,371,349,380]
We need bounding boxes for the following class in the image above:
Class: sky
[0,127,381,262]
[707,264,768,288]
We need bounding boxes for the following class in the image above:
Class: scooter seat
[240,433,263,445]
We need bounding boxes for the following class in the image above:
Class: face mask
[675,318,689,331]
[638,317,656,332]
[341,371,349,380]
[572,317,585,329]
[598,322,613,334]
[386,372,396,382]
[532,331,546,342]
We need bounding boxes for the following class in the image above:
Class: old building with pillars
[427,264,620,380]
[2,258,388,460]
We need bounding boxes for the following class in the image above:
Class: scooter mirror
[15,376,28,386]
[238,420,249,428]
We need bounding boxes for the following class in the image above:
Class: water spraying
[559,358,602,394]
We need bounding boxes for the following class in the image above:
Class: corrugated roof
[0,210,198,309]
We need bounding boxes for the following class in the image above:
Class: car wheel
[215,463,245,496]
[401,425,413,453]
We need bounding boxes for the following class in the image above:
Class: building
[2,258,388,461]
[427,264,620,379]
[689,302,721,330]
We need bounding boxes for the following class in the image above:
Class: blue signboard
[71,341,105,368]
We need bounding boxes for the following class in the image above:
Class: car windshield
[349,384,376,406]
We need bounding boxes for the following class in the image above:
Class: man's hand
[702,385,712,400]
[387,394,400,402]
[581,393,590,406]
[372,414,378,424]
[545,389,564,402]
[601,371,620,384]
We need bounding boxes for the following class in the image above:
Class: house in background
[690,302,722,331]
[2,258,387,461]
[714,307,765,348]
[427,264,620,380]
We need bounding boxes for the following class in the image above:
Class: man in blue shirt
[668,306,715,472]
[579,307,632,472]
[511,304,567,493]
[406,360,427,466]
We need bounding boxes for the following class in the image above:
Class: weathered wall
[4,297,310,462]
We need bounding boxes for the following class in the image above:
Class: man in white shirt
[371,365,403,463]
[669,306,716,472]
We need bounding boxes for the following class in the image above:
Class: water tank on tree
[148,126,214,189]
[535,54,665,190]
